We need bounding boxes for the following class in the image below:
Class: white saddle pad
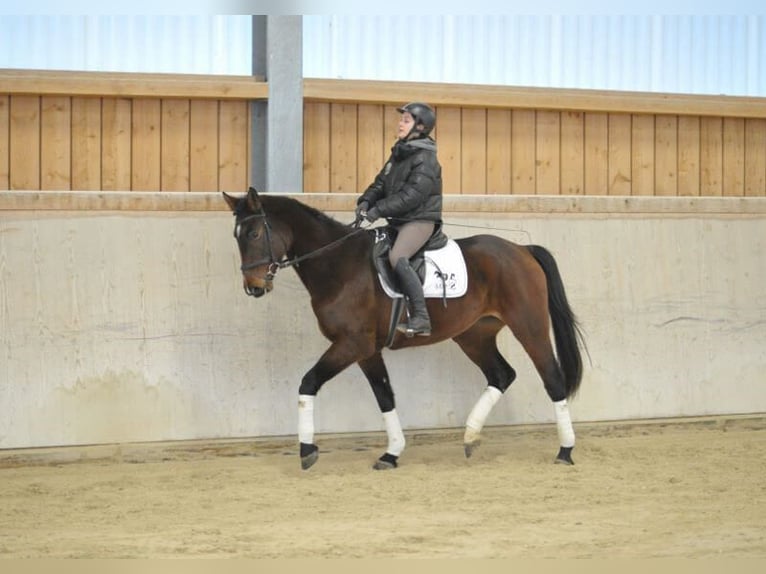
[379,239,468,299]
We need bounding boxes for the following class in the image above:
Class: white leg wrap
[554,399,575,448]
[298,394,315,444]
[464,386,503,443]
[382,409,406,456]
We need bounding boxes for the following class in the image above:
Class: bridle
[234,211,284,282]
[233,208,367,282]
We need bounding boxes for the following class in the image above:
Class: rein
[278,228,367,269]
[236,210,367,279]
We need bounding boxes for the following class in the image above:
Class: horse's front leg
[297,342,362,470]
[358,352,404,470]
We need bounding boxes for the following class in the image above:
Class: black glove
[365,207,381,223]
[355,201,369,222]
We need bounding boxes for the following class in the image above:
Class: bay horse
[223,187,585,470]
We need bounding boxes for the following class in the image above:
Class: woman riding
[355,102,443,337]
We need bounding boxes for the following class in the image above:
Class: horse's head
[223,187,284,297]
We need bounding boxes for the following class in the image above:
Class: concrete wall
[1,193,764,449]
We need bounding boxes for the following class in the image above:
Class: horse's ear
[246,186,262,212]
[222,191,239,212]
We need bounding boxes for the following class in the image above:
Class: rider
[355,102,443,337]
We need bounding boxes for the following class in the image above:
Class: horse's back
[456,233,519,249]
[456,233,531,264]
[456,233,545,289]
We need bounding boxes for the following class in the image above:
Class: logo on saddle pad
[377,239,468,299]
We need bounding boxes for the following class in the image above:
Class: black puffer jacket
[357,136,442,226]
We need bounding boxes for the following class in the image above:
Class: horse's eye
[248,229,261,240]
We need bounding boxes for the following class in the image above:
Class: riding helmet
[397,102,436,136]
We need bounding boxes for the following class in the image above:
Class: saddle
[372,225,468,301]
[370,225,467,348]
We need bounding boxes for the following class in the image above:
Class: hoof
[373,453,398,470]
[464,439,481,459]
[300,442,319,470]
[555,446,574,465]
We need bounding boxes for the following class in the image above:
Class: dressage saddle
[371,224,448,290]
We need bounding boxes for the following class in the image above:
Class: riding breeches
[388,221,436,268]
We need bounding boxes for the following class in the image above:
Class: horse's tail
[526,245,585,399]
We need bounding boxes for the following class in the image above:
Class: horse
[223,187,585,471]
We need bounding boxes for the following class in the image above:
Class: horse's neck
[264,196,349,261]
[271,201,363,294]
[263,196,330,255]
[286,213,344,258]
[290,217,340,257]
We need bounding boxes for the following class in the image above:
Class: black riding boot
[394,258,432,337]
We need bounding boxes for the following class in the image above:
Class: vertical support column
[251,15,303,193]
[251,16,268,193]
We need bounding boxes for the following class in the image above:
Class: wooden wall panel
[9,96,40,190]
[383,105,399,152]
[2,74,764,198]
[71,97,102,190]
[511,110,535,194]
[356,104,384,192]
[161,99,191,191]
[486,109,512,194]
[678,116,700,196]
[40,96,71,190]
[560,111,584,195]
[218,101,249,193]
[655,115,678,196]
[190,100,219,191]
[722,118,745,197]
[329,103,357,193]
[535,111,560,195]
[608,114,632,195]
[461,108,487,194]
[131,99,161,191]
[744,118,766,197]
[584,113,608,195]
[700,117,723,196]
[101,98,132,191]
[632,115,655,196]
[437,107,461,195]
[0,96,8,189]
[287,103,759,199]
[303,102,330,193]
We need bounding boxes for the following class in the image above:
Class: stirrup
[396,320,431,337]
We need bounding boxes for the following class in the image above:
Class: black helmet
[397,102,436,136]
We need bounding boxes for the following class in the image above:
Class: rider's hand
[355,201,369,222]
[365,207,380,223]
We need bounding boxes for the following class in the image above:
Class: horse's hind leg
[508,317,576,465]
[453,317,516,458]
[358,352,404,470]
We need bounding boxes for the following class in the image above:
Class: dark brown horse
[223,188,585,470]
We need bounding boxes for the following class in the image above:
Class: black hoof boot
[300,442,319,470]
[464,438,481,458]
[372,452,399,470]
[554,446,574,465]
